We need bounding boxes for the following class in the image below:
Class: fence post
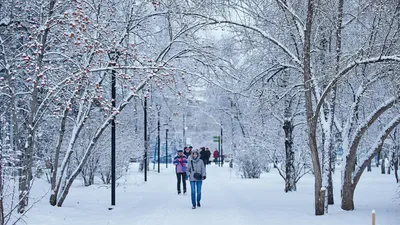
[372,210,375,225]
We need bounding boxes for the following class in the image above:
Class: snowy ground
[25,163,399,225]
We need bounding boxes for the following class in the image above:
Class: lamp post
[111,69,116,206]
[157,105,161,173]
[164,123,169,168]
[220,127,223,167]
[109,52,117,208]
[144,96,148,182]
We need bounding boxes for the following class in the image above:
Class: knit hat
[192,149,199,156]
[177,149,183,153]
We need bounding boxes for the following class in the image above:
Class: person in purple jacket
[173,149,188,194]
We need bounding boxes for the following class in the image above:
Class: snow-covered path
[27,164,399,225]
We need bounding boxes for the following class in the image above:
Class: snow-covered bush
[234,139,267,179]
[97,146,131,185]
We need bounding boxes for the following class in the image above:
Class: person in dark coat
[186,149,206,209]
[205,148,211,165]
[200,147,209,166]
[184,146,192,158]
[173,150,188,194]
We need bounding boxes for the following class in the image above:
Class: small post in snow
[372,210,376,225]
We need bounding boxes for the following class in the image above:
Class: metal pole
[218,138,221,167]
[157,110,160,173]
[111,65,116,206]
[221,127,223,167]
[144,96,148,182]
[166,128,168,168]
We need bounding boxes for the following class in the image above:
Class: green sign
[213,136,220,142]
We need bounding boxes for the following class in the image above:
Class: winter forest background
[0,0,400,223]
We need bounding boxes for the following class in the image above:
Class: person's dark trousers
[214,158,218,165]
[176,173,186,193]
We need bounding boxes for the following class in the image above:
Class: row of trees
[0,0,399,223]
[191,0,400,215]
[0,0,226,223]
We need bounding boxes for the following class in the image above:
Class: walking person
[184,146,192,158]
[213,149,219,165]
[173,150,188,195]
[186,149,206,209]
[200,147,209,166]
[205,148,211,165]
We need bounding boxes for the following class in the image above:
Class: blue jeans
[190,181,202,206]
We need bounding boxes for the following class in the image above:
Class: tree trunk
[23,0,58,211]
[353,156,357,172]
[18,161,28,213]
[11,85,26,214]
[0,149,4,225]
[283,118,296,192]
[89,172,95,186]
[343,114,400,210]
[376,152,380,167]
[327,164,334,205]
[230,98,237,154]
[394,148,399,183]
[381,156,385,174]
[4,43,26,214]
[341,182,355,210]
[49,100,71,206]
[326,90,337,206]
[367,161,372,172]
[50,90,92,206]
[282,70,296,192]
[321,122,332,212]
[394,157,399,183]
[82,173,89,187]
[303,0,324,216]
[327,0,343,206]
[317,188,327,214]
